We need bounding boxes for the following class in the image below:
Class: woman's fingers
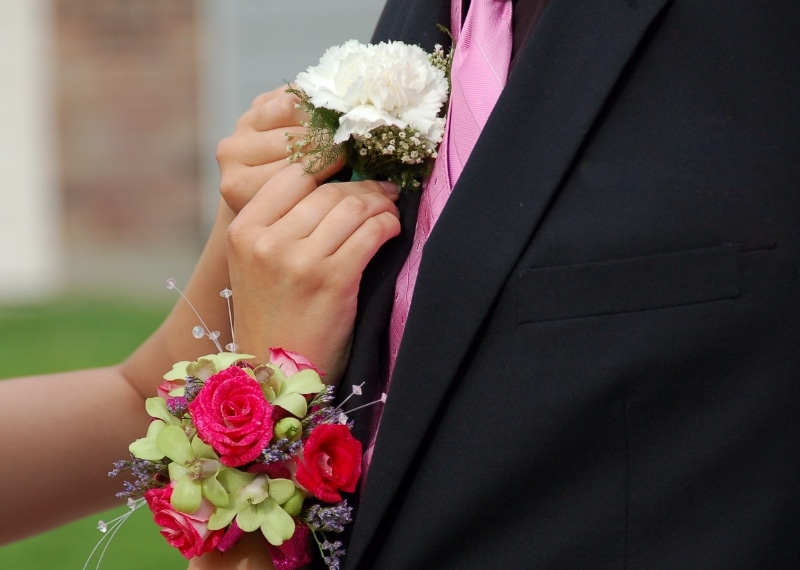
[217,127,304,168]
[228,169,401,284]
[217,85,311,214]
[225,169,401,382]
[243,86,307,133]
[330,209,402,271]
[296,185,401,258]
[231,162,340,230]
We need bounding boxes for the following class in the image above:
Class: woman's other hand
[217,86,309,214]
[226,163,401,383]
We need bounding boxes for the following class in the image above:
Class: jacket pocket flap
[518,245,741,323]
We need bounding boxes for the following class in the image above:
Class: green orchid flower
[208,470,298,546]
[257,364,325,418]
[163,352,255,382]
[156,425,229,514]
[128,397,184,461]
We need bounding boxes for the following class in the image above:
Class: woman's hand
[217,86,309,214]
[188,150,400,570]
[226,162,401,383]
[123,86,309,397]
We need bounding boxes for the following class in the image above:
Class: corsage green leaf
[274,417,303,441]
[191,434,216,458]
[129,397,187,460]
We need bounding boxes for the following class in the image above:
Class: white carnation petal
[335,106,407,143]
[295,38,450,145]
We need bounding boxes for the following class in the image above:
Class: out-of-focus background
[0,0,383,567]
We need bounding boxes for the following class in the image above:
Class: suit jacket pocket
[517,245,741,323]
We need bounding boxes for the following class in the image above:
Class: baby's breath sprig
[349,125,440,190]
[430,24,455,90]
[285,85,343,173]
[285,88,443,190]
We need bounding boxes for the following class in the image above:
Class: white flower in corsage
[288,38,453,190]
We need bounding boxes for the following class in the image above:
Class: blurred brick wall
[55,0,202,247]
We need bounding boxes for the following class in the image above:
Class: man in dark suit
[334,0,800,568]
[214,1,800,568]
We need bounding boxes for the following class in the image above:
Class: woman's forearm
[0,366,147,543]
[0,201,236,543]
[120,200,237,400]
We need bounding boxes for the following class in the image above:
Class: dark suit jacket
[335,1,800,568]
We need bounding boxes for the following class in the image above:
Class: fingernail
[378,181,401,195]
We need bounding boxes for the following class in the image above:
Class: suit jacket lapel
[370,0,451,48]
[339,189,419,444]
[345,0,674,566]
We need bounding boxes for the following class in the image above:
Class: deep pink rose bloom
[296,424,362,503]
[248,461,292,480]
[189,365,274,467]
[269,347,323,376]
[144,487,223,559]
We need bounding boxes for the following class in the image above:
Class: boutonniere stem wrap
[288,38,453,191]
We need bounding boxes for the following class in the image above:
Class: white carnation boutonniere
[287,37,453,191]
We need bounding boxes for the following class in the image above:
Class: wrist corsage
[88,283,375,570]
[287,36,453,191]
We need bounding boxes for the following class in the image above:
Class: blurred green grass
[0,297,184,569]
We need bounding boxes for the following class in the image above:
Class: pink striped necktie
[360,0,513,474]
[388,0,513,373]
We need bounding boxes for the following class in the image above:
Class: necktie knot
[447,0,513,187]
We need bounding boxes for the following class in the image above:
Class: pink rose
[296,424,362,503]
[269,347,323,376]
[188,365,274,467]
[144,486,223,559]
[157,379,185,399]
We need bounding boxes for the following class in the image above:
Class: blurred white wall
[0,0,60,301]
[0,0,387,302]
[199,0,386,221]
